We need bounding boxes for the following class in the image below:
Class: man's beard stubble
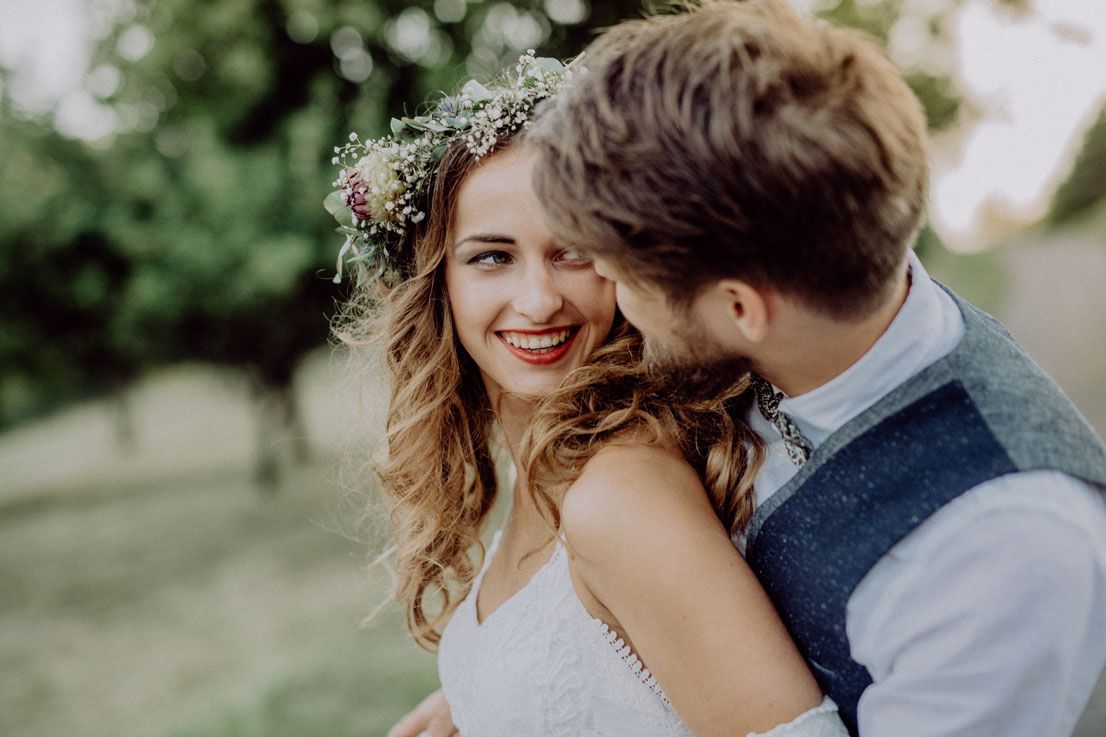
[641,320,754,404]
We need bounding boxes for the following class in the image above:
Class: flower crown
[325,52,574,285]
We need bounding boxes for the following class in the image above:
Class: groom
[389,1,1106,736]
[525,1,1106,735]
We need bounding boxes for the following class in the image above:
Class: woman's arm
[562,443,824,737]
[386,689,457,737]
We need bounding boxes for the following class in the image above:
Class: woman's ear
[713,279,770,345]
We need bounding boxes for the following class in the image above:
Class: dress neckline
[473,529,563,628]
[470,531,667,700]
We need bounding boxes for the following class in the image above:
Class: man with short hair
[528,0,1106,735]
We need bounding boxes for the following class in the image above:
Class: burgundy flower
[342,167,372,222]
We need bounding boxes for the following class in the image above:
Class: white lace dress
[437,531,849,737]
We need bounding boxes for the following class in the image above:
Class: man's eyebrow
[453,233,516,250]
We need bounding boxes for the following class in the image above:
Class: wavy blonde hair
[337,135,501,650]
[339,130,764,651]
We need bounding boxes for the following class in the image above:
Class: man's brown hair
[531,0,929,318]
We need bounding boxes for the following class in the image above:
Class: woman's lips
[496,326,581,366]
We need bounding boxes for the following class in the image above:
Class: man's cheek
[614,293,646,330]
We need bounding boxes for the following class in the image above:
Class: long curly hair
[338,129,764,651]
[336,134,501,650]
[520,321,764,547]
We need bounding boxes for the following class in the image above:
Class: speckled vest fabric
[744,291,1106,736]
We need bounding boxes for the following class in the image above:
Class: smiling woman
[332,52,846,737]
[445,145,615,399]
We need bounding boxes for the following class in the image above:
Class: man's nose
[512,263,563,323]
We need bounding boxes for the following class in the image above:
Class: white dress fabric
[438,531,849,737]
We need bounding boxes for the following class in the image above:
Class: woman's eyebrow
[453,233,516,250]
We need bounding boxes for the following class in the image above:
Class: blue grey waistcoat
[744,290,1106,736]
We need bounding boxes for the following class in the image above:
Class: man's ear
[714,279,770,344]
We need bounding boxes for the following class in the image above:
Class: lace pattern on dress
[438,530,850,737]
[591,619,673,707]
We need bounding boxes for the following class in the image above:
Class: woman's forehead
[451,147,545,239]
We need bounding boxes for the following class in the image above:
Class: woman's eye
[557,248,591,265]
[469,251,512,267]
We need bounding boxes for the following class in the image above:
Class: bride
[331,54,848,737]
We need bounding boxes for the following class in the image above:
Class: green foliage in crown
[325,52,574,285]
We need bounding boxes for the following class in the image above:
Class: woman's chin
[487,346,592,399]
[501,376,569,400]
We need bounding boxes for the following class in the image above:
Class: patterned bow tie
[750,374,814,467]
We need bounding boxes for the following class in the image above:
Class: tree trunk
[277,384,311,464]
[110,387,138,455]
[250,374,281,495]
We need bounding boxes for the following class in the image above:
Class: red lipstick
[496,327,580,366]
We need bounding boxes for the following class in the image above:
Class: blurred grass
[0,360,439,737]
[3,242,1105,736]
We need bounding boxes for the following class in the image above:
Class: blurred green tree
[77,0,654,488]
[1049,101,1106,226]
[0,0,1044,482]
[0,92,144,440]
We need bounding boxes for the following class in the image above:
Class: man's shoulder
[848,470,1106,688]
[851,470,1106,624]
[897,470,1106,555]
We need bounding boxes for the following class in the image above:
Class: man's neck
[759,273,911,398]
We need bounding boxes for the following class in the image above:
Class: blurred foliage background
[1,1,1104,736]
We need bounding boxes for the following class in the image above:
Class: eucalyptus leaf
[323,190,352,225]
[420,120,451,133]
[402,118,450,134]
[535,57,564,74]
[461,79,492,103]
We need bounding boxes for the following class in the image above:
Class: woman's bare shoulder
[561,441,722,564]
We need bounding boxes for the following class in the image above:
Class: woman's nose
[512,263,563,324]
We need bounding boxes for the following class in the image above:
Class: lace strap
[592,619,673,706]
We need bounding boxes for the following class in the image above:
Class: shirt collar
[777,250,965,447]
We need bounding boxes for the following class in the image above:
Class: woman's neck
[493,393,545,530]
[495,393,536,461]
